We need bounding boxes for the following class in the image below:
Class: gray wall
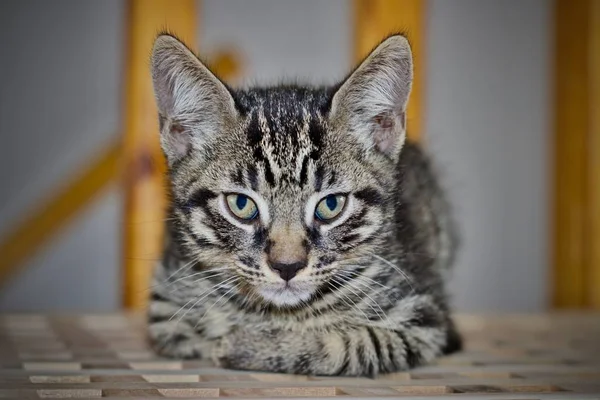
[200,0,351,86]
[426,0,551,312]
[0,0,551,312]
[0,0,124,311]
[0,187,121,311]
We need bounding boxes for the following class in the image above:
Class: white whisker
[163,266,232,289]
[142,259,197,294]
[170,275,238,324]
[168,271,231,294]
[338,274,394,330]
[194,280,241,329]
[329,277,371,323]
[335,274,391,329]
[369,253,415,294]
[338,269,393,291]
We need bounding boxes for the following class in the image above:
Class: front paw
[148,323,213,359]
[210,328,306,373]
[210,330,278,372]
[150,334,213,359]
[211,335,234,368]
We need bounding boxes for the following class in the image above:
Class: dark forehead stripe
[308,117,324,161]
[246,112,276,186]
[246,109,262,146]
[299,156,309,188]
[247,165,259,191]
[314,165,325,192]
[231,168,244,186]
[328,170,337,187]
[235,85,332,187]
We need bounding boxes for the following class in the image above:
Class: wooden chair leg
[354,0,426,142]
[121,0,197,310]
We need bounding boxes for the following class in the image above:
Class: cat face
[151,34,412,307]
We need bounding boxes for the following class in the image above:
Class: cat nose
[269,260,307,282]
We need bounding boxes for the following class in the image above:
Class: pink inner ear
[375,114,395,130]
[373,113,404,155]
[169,121,192,156]
[374,126,396,154]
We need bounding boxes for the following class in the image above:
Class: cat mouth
[257,281,314,307]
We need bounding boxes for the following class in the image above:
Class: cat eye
[226,194,259,221]
[315,194,347,222]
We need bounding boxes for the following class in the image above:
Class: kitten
[147,33,462,376]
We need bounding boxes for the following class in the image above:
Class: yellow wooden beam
[587,0,600,309]
[552,0,589,309]
[121,0,198,310]
[552,0,600,309]
[0,143,121,286]
[354,0,426,142]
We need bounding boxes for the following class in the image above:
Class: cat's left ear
[330,34,413,159]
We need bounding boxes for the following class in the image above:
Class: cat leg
[213,323,452,376]
[213,294,459,376]
[212,294,458,377]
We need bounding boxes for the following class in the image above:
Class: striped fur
[147,33,461,376]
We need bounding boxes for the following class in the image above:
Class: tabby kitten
[148,33,461,376]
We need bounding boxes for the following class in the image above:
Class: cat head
[151,33,413,308]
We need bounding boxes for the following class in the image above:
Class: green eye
[226,194,258,221]
[315,194,347,221]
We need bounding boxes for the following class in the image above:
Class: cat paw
[148,330,213,360]
[211,335,233,368]
[152,339,203,359]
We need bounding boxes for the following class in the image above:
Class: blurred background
[0,0,597,313]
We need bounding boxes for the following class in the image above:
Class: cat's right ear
[151,34,237,165]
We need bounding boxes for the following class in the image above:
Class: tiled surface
[0,313,599,398]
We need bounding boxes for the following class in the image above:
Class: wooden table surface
[0,313,599,399]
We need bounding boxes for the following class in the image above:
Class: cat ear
[151,34,237,165]
[330,34,413,159]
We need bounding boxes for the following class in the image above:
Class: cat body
[148,33,461,376]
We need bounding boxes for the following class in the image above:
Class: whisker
[335,274,390,328]
[329,277,371,323]
[167,267,231,288]
[325,281,356,315]
[161,259,198,282]
[311,286,333,317]
[168,279,236,339]
[170,275,238,324]
[337,274,394,330]
[141,259,198,294]
[189,270,230,284]
[330,282,373,325]
[151,267,231,290]
[368,253,415,294]
[338,269,393,291]
[194,280,241,329]
[169,271,231,293]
